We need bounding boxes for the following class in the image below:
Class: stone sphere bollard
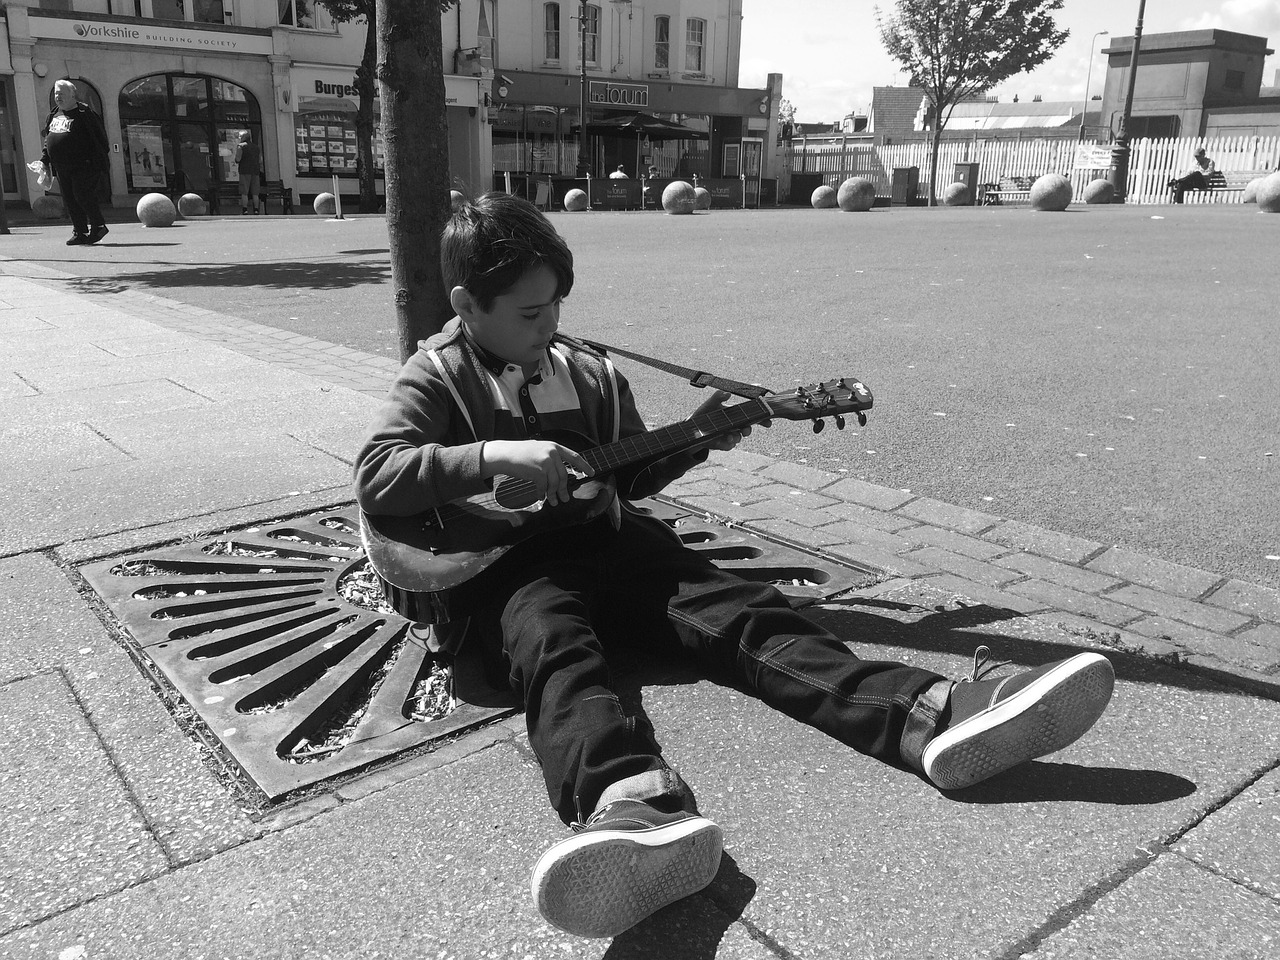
[837,177,876,211]
[1030,173,1073,211]
[1256,172,1280,213]
[941,182,970,206]
[450,189,466,210]
[1242,178,1265,204]
[811,185,837,209]
[136,192,177,227]
[693,186,712,211]
[563,188,588,212]
[662,180,697,214]
[313,192,337,216]
[32,195,65,219]
[1082,178,1114,204]
[177,193,207,218]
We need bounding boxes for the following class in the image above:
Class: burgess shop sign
[29,14,275,55]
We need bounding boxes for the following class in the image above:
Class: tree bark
[354,8,379,214]
[377,0,454,362]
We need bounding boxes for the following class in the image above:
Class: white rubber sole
[922,652,1115,791]
[531,815,724,938]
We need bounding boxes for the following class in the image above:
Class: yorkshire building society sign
[28,14,276,55]
[588,81,648,108]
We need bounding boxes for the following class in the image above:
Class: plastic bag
[26,160,52,188]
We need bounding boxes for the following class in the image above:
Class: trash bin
[952,163,980,205]
[891,166,920,205]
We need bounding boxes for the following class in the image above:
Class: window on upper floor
[654,15,669,70]
[582,4,600,66]
[278,0,332,31]
[149,0,226,24]
[545,3,560,61]
[1224,69,1245,91]
[685,18,706,74]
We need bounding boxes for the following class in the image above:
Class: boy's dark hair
[441,192,574,311]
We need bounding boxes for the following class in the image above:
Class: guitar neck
[582,397,770,475]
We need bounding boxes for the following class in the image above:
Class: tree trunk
[354,9,379,214]
[377,0,454,362]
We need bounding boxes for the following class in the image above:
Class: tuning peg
[812,419,824,433]
[834,415,846,430]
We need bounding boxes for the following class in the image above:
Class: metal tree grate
[80,501,878,800]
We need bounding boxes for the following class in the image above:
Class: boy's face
[452,264,562,372]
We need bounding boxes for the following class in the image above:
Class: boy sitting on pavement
[353,192,1116,939]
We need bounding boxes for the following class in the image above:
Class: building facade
[2,0,780,209]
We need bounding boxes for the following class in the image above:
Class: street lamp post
[575,1,591,179]
[1110,0,1147,202]
[1078,30,1109,142]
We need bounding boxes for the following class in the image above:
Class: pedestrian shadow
[601,849,757,959]
[54,259,392,295]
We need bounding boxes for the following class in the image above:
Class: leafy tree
[876,0,1068,204]
[377,0,459,358]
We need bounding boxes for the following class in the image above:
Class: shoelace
[961,645,1013,683]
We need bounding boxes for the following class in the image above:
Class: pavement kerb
[6,262,1280,702]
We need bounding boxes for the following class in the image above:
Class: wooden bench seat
[1183,170,1269,204]
[206,179,294,215]
[980,175,1038,206]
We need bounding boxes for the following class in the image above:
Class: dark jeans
[53,163,106,236]
[466,507,947,825]
[1171,170,1207,203]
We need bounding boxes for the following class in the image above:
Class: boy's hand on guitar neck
[480,439,594,507]
[688,390,772,453]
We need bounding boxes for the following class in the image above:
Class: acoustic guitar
[360,377,873,623]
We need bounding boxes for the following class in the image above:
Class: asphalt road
[5,203,1278,590]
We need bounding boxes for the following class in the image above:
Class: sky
[738,0,1280,123]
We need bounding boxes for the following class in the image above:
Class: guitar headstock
[765,377,873,431]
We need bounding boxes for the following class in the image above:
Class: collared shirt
[463,332,589,442]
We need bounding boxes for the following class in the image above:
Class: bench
[980,175,1038,206]
[207,179,294,215]
[1182,170,1269,204]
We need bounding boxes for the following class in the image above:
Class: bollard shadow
[601,849,757,959]
[56,259,393,293]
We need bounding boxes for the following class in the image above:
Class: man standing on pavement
[40,79,111,246]
[234,130,262,215]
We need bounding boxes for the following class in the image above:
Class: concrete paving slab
[0,672,167,935]
[1026,854,1279,959]
[6,421,133,479]
[1174,766,1280,900]
[1,378,211,433]
[0,554,261,869]
[0,743,777,960]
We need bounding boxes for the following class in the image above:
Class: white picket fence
[784,135,1280,204]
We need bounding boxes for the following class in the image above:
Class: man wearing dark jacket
[41,80,111,245]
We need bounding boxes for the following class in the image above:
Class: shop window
[654,16,669,70]
[1,84,17,194]
[294,83,380,180]
[47,78,104,118]
[685,18,705,74]
[278,0,331,30]
[544,3,560,61]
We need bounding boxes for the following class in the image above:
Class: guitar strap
[556,334,772,400]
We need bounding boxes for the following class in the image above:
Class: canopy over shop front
[572,112,709,176]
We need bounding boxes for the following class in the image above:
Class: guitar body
[361,430,618,622]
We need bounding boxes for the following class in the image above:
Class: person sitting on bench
[1168,147,1215,203]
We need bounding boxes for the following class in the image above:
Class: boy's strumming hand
[481,439,594,506]
[689,390,771,453]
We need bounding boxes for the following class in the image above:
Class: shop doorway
[117,73,262,200]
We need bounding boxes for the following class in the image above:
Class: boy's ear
[450,285,479,319]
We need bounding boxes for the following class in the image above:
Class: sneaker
[531,799,723,938]
[66,234,89,246]
[241,207,249,215]
[922,646,1114,791]
[87,225,109,244]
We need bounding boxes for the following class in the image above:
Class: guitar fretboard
[580,398,769,474]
